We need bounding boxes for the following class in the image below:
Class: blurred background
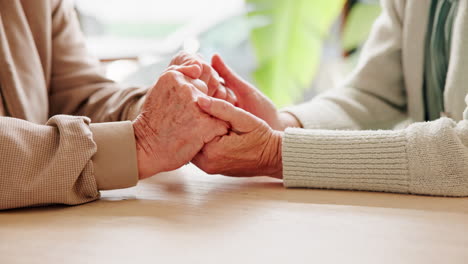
[75,0,381,107]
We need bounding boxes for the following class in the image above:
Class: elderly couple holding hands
[2,0,468,210]
[132,52,286,181]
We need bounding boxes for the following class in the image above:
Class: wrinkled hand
[133,67,229,179]
[192,96,283,178]
[211,54,301,131]
[170,51,237,105]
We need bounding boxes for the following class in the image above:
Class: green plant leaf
[246,0,345,107]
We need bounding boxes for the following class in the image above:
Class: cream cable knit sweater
[282,0,468,196]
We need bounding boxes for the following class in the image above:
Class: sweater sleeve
[0,115,138,210]
[283,0,408,130]
[282,116,468,197]
[48,0,147,122]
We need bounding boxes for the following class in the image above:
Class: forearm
[282,88,407,131]
[49,84,148,122]
[281,118,468,197]
[79,86,147,122]
[0,116,98,210]
[0,116,138,210]
[282,0,408,131]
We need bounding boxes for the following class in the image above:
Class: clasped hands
[133,52,296,180]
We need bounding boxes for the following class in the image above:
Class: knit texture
[283,128,410,194]
[283,118,468,197]
[0,116,99,209]
[281,0,468,196]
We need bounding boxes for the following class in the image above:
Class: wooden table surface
[1,165,468,264]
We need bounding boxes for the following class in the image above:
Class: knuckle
[160,70,178,81]
[192,79,208,94]
[201,65,210,76]
[166,65,178,72]
[180,83,193,92]
[201,62,210,70]
[209,77,219,88]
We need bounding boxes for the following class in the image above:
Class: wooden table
[1,165,468,264]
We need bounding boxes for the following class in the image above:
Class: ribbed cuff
[90,121,139,190]
[282,128,410,194]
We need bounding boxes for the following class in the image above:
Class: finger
[199,64,213,94]
[225,88,238,106]
[188,78,209,95]
[167,70,208,95]
[203,119,229,143]
[173,64,202,79]
[169,51,186,65]
[197,96,258,132]
[212,84,228,101]
[207,71,221,96]
[211,54,251,95]
[172,51,195,64]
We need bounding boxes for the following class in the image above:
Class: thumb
[211,54,251,95]
[197,96,259,132]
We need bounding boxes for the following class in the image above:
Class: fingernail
[198,96,211,109]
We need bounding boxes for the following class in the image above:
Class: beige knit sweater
[0,0,146,209]
[282,0,468,196]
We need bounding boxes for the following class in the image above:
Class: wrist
[266,131,283,179]
[132,116,163,179]
[278,112,302,131]
[127,95,147,121]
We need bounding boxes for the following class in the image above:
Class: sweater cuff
[282,128,410,194]
[90,121,139,190]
